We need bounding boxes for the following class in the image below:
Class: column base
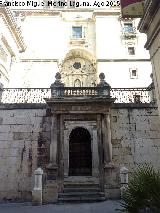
[104,162,115,169]
[46,163,58,180]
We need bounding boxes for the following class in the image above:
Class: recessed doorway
[69,127,92,176]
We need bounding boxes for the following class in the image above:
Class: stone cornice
[19,58,151,63]
[97,59,151,62]
[20,58,58,62]
[138,0,160,33]
[144,19,160,49]
[1,35,15,56]
[0,6,26,52]
[0,63,9,81]
[0,102,156,110]
[138,0,160,49]
[18,9,60,16]
[93,9,120,17]
[12,8,121,16]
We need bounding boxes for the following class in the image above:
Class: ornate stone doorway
[69,127,92,176]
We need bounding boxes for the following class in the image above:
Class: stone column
[50,114,58,165]
[92,126,99,177]
[47,114,58,179]
[32,168,43,205]
[102,113,112,164]
[59,114,64,181]
[97,114,104,191]
[64,130,69,177]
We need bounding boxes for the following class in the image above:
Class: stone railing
[1,88,50,103]
[111,87,152,103]
[51,86,110,97]
[0,87,153,104]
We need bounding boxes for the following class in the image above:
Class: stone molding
[20,59,59,62]
[0,103,156,110]
[97,59,151,62]
[0,6,26,52]
[138,0,160,49]
[1,35,15,56]
[61,48,96,65]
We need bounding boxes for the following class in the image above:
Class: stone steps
[58,196,106,202]
[59,191,105,196]
[63,187,100,193]
[58,179,105,203]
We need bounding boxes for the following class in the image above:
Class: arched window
[74,79,81,87]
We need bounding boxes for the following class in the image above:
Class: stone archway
[69,127,92,176]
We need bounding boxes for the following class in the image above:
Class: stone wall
[111,104,160,171]
[104,104,160,198]
[0,104,48,201]
[0,104,160,201]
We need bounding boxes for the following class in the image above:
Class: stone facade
[0,7,25,86]
[0,103,160,202]
[0,3,159,204]
[0,6,151,88]
[139,0,160,115]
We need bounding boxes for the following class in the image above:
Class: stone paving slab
[0,200,122,213]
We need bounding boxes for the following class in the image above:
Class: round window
[73,62,81,69]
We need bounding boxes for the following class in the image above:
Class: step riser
[58,190,105,202]
[63,188,100,193]
[59,192,105,197]
[58,179,105,203]
[58,197,106,202]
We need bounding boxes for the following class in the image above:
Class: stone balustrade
[0,87,153,104]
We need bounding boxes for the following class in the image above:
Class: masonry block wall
[111,105,160,171]
[0,105,47,201]
[0,104,160,201]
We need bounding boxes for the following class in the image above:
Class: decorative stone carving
[61,57,97,87]
[60,49,97,87]
[50,72,65,97]
[51,72,65,88]
[97,73,110,87]
[97,73,111,96]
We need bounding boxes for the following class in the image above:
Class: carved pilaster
[92,126,99,177]
[102,113,112,165]
[47,114,58,180]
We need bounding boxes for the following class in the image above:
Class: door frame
[63,121,99,178]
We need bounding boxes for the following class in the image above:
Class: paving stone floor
[0,200,122,213]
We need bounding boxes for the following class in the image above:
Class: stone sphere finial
[97,72,111,89]
[99,72,105,81]
[50,72,64,88]
[55,72,61,80]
